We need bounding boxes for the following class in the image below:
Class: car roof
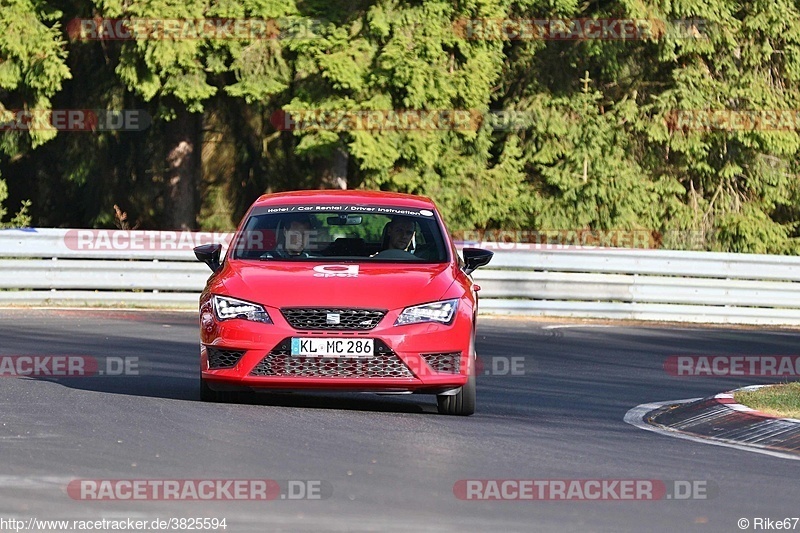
[252,190,437,210]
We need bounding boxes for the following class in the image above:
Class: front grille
[421,352,461,373]
[206,347,246,369]
[250,339,414,378]
[281,308,386,330]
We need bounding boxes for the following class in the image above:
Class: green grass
[734,382,800,419]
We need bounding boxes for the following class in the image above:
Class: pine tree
[0,0,71,224]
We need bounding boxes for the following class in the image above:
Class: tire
[200,377,238,403]
[200,377,218,402]
[437,371,476,416]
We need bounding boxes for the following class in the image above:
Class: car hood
[220,260,457,310]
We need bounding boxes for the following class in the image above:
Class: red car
[193,190,493,415]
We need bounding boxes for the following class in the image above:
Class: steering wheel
[372,249,419,260]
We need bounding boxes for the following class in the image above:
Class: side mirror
[462,248,493,275]
[194,243,222,272]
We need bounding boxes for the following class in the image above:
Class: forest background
[2,0,800,253]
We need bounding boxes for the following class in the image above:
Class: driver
[267,214,314,258]
[383,216,416,252]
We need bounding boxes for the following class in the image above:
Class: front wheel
[437,371,476,416]
[200,377,238,403]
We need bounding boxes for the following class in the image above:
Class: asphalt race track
[1,309,798,532]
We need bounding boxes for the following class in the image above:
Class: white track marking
[0,475,75,489]
[624,400,800,461]
[541,324,616,330]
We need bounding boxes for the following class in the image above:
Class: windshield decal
[256,205,434,217]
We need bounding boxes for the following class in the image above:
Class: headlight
[395,299,459,326]
[212,295,272,324]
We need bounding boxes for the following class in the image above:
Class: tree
[95,0,217,229]
[3,0,800,254]
[0,0,71,225]
[626,0,800,252]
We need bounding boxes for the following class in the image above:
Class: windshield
[230,205,449,262]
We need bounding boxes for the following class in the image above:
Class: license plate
[290,338,374,358]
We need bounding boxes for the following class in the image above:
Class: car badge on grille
[360,320,373,326]
[326,313,341,325]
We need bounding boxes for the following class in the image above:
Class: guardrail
[2,228,800,325]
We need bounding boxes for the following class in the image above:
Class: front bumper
[199,301,474,394]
